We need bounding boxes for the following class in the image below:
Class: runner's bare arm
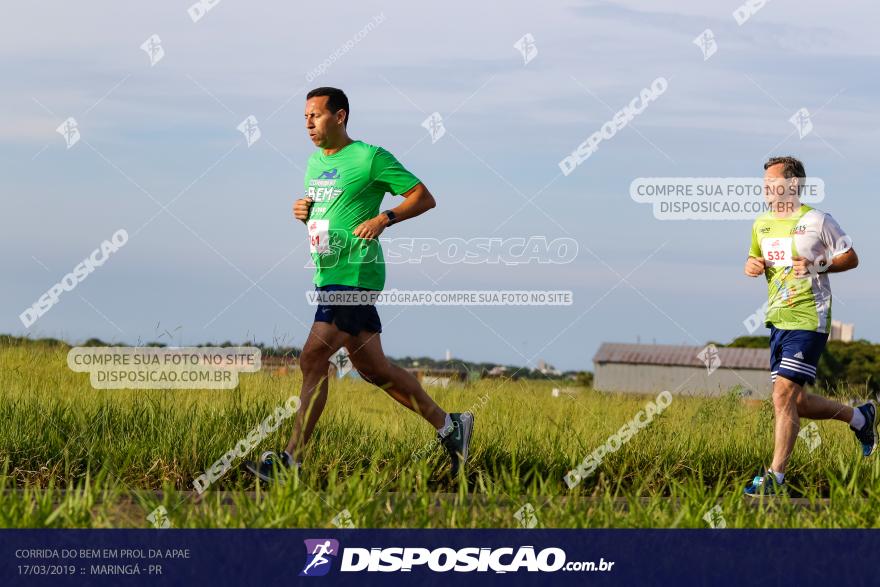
[824,247,859,274]
[353,183,436,239]
[791,249,858,277]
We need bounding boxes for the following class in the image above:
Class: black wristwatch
[382,210,398,226]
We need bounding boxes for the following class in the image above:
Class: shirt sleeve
[821,213,853,257]
[748,222,761,258]
[370,147,421,195]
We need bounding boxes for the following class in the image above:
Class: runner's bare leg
[286,322,347,461]
[346,330,447,429]
[771,375,854,474]
[796,391,852,423]
[770,376,801,474]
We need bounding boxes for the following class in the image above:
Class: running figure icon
[302,540,335,575]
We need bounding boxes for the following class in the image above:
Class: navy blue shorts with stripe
[313,285,382,337]
[769,326,828,386]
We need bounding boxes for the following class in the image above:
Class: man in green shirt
[742,156,871,497]
[245,87,473,482]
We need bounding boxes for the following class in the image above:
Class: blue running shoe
[244,450,298,484]
[743,472,785,498]
[851,401,878,457]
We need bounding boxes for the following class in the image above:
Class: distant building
[405,367,468,388]
[593,343,771,399]
[830,320,854,342]
[536,358,561,377]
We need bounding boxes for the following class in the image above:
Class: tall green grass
[2,341,880,528]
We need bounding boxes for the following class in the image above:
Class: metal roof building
[592,343,771,399]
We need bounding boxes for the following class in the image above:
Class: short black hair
[764,156,805,180]
[306,87,349,127]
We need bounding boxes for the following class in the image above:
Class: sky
[2,1,878,371]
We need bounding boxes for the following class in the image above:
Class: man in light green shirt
[742,156,870,497]
[245,87,473,483]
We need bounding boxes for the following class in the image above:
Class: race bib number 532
[308,219,330,254]
[761,237,792,267]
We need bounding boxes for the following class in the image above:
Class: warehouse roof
[593,343,767,371]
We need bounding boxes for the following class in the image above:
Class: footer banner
[2,529,875,585]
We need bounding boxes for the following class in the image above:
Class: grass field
[3,340,880,529]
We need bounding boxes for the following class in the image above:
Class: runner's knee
[352,359,391,386]
[772,378,800,405]
[358,367,391,386]
[794,391,812,411]
[299,346,335,377]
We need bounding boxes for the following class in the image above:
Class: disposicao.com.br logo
[300,540,614,575]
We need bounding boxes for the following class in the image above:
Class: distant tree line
[0,335,591,383]
[390,355,589,382]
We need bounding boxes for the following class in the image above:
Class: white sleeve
[821,213,852,257]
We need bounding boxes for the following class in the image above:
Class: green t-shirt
[304,141,420,290]
[748,204,851,333]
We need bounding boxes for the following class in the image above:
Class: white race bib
[308,219,330,254]
[761,237,793,267]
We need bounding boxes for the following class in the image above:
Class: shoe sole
[868,401,879,457]
[243,460,276,484]
[458,413,474,468]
